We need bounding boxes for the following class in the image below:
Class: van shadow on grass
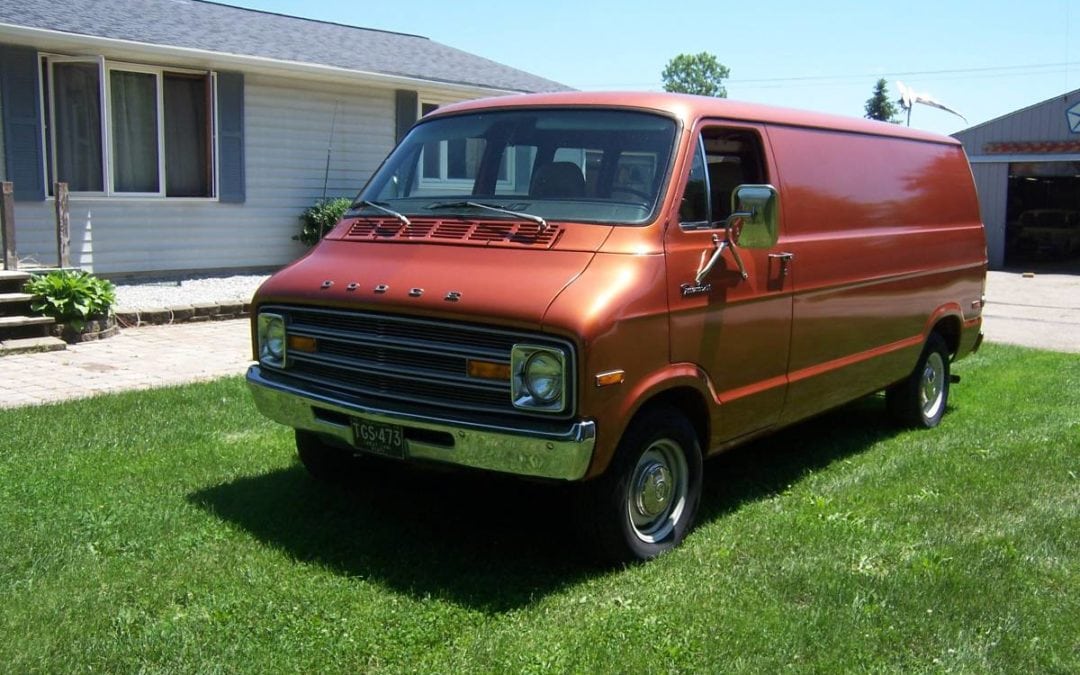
[697,395,910,523]
[190,458,591,613]
[189,395,914,613]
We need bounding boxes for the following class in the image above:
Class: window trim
[40,53,219,201]
[678,134,712,230]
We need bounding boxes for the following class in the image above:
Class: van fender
[922,302,965,356]
[585,362,716,478]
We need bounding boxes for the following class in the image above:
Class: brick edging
[115,302,251,327]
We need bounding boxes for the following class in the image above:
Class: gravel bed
[113,274,269,310]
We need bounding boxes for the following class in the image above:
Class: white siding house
[0,1,567,275]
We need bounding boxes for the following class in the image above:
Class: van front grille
[261,306,575,420]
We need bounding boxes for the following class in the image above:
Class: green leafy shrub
[25,269,116,331]
[295,197,352,246]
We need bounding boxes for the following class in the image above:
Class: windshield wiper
[427,201,548,233]
[353,200,411,226]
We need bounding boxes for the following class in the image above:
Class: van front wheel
[576,405,703,563]
[887,332,950,428]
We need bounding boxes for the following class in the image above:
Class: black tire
[886,332,951,428]
[295,430,358,483]
[575,405,703,564]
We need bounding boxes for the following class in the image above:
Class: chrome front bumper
[246,365,596,480]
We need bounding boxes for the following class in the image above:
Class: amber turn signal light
[287,335,317,353]
[595,370,625,387]
[467,359,511,380]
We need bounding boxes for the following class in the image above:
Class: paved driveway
[0,271,1075,409]
[983,271,1080,353]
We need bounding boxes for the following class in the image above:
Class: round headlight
[524,351,563,403]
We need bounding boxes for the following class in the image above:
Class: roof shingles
[0,0,569,93]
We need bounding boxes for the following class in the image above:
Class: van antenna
[321,101,340,202]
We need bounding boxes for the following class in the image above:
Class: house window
[50,60,103,192]
[42,56,215,198]
[418,101,510,187]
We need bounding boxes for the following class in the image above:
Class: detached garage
[954,90,1080,270]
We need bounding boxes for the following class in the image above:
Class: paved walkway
[0,320,252,409]
[0,271,1075,410]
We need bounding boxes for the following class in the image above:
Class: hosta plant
[295,197,352,246]
[25,269,116,331]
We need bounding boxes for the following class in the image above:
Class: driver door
[665,123,794,446]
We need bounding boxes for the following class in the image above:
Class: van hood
[254,240,597,328]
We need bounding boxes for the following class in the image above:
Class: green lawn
[0,343,1077,672]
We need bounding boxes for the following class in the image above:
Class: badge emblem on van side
[680,282,712,297]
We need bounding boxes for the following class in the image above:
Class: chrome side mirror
[728,184,779,249]
[695,184,780,283]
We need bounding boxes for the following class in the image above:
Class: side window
[679,140,709,225]
[702,128,767,222]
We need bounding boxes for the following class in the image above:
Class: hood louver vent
[342,218,561,248]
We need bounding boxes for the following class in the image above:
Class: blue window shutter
[395,90,418,144]
[216,71,245,203]
[0,44,45,201]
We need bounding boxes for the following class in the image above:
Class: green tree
[865,78,901,123]
[662,52,730,97]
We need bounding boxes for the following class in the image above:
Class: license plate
[351,419,407,459]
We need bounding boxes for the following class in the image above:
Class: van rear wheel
[886,332,950,428]
[575,405,703,564]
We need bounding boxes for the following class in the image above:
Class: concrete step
[0,315,53,328]
[0,335,67,356]
[0,270,31,294]
[0,292,34,305]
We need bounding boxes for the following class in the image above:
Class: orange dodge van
[247,92,986,562]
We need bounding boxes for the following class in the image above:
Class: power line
[732,60,1080,84]
[576,60,1080,90]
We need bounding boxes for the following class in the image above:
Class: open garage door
[1005,162,1080,270]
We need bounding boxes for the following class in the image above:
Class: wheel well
[634,387,710,453]
[932,315,962,356]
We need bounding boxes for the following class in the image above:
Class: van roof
[432,91,959,146]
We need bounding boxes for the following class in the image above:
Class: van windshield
[359,109,678,225]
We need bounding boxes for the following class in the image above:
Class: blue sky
[227,0,1080,136]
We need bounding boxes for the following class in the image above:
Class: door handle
[768,252,794,277]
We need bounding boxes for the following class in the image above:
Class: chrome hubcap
[635,462,672,519]
[627,439,688,543]
[920,352,946,418]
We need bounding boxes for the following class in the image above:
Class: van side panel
[766,125,986,424]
